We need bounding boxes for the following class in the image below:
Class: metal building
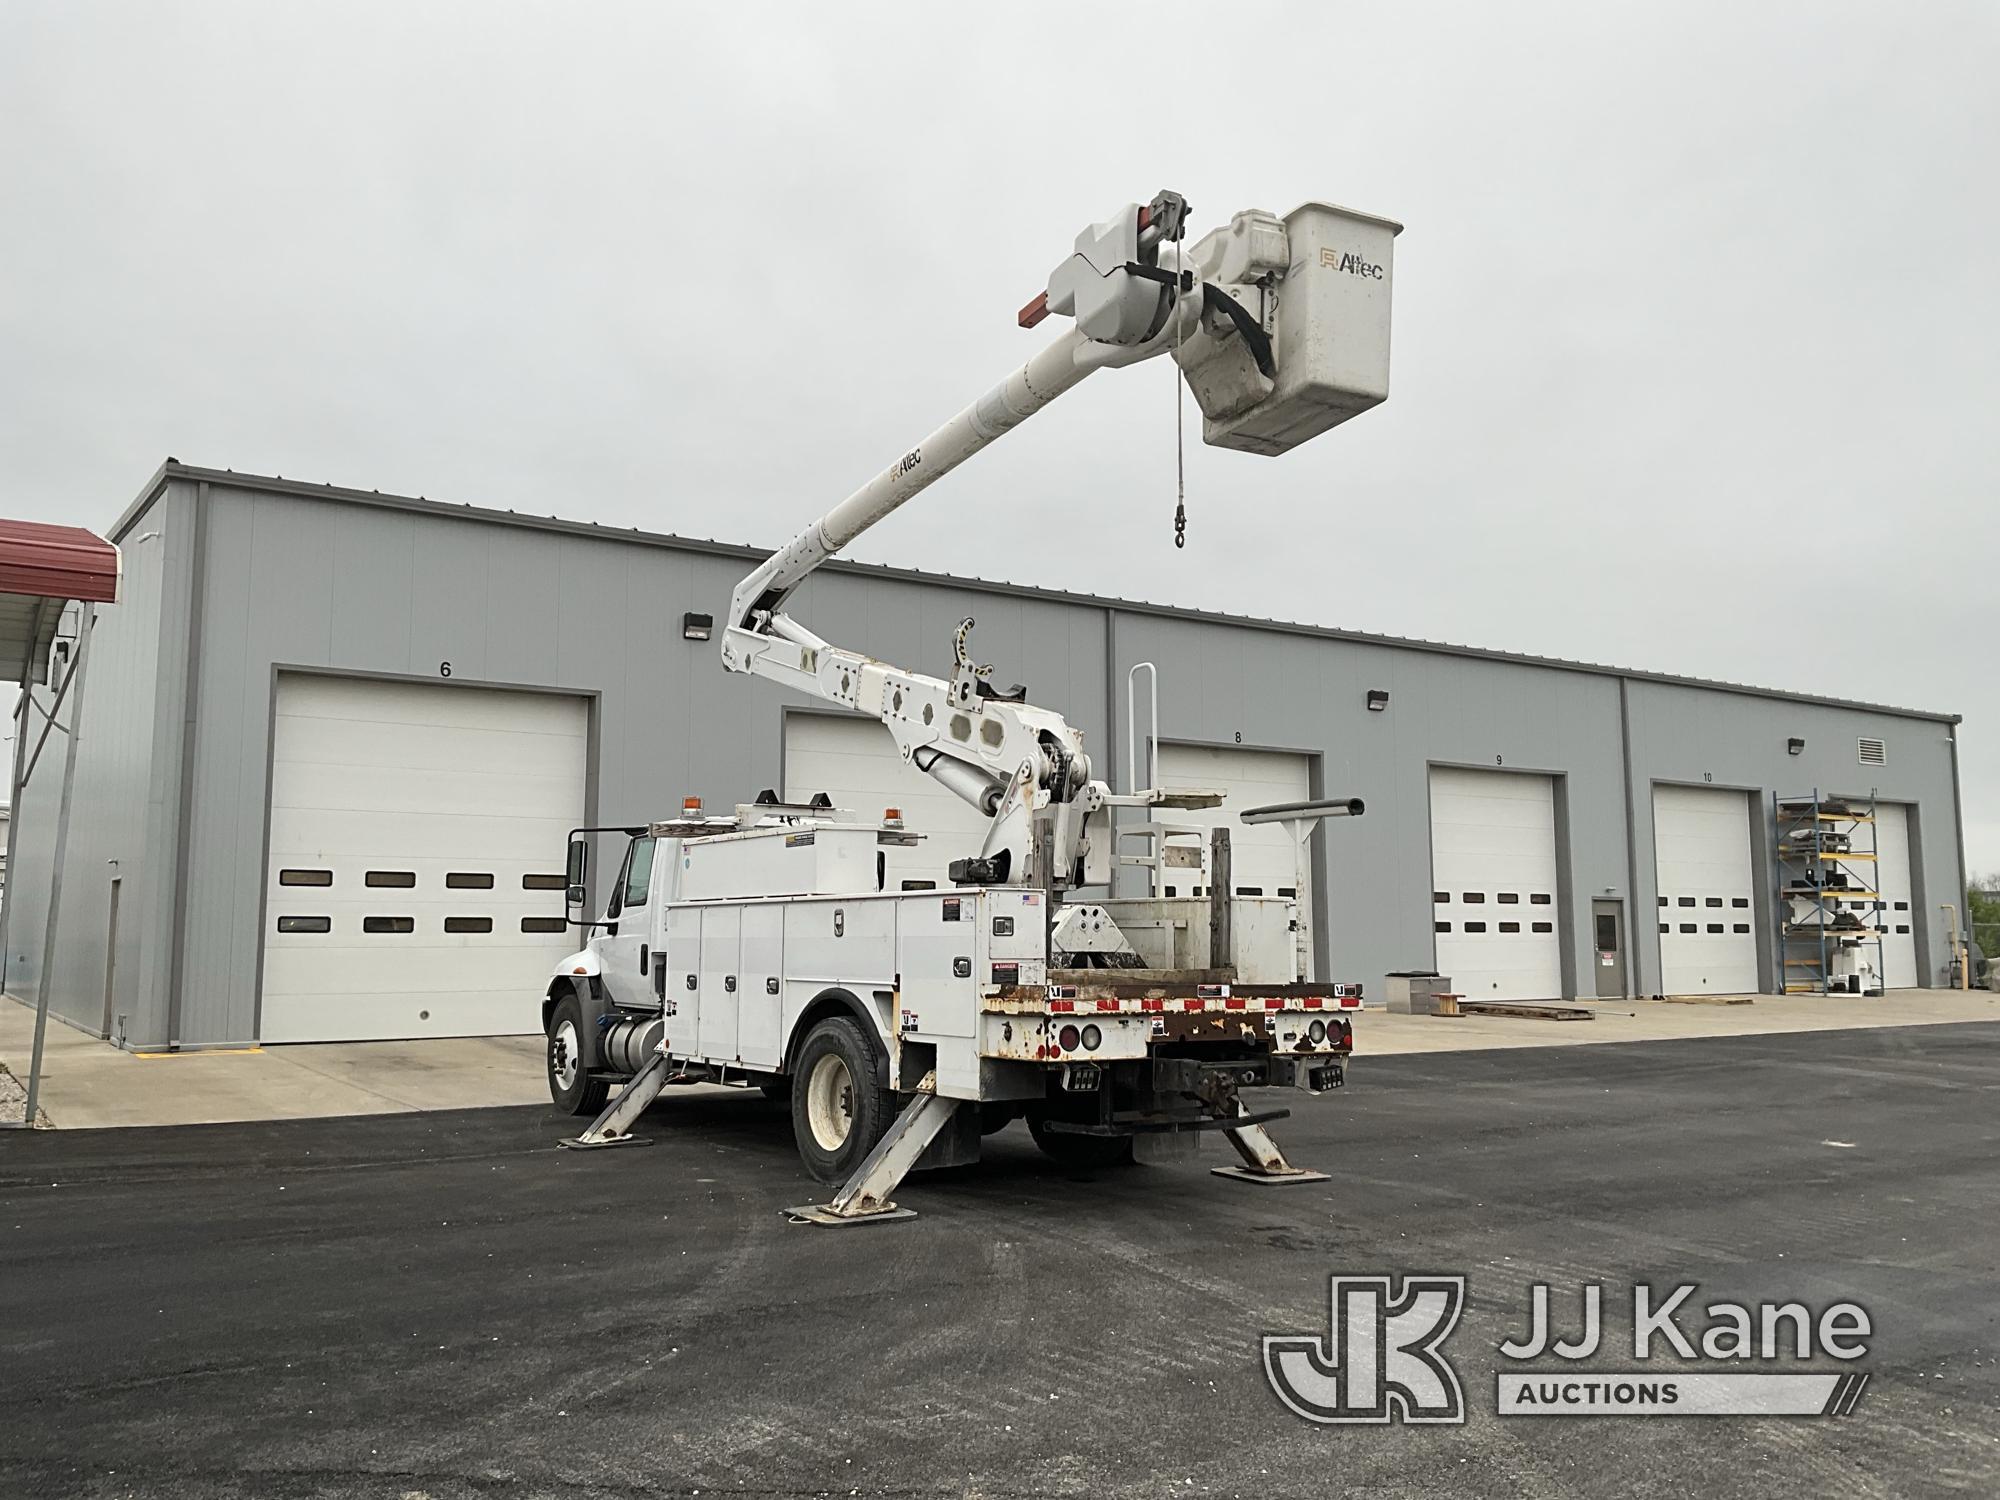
[1,462,1968,1050]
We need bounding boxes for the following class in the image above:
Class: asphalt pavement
[4,1023,1997,1499]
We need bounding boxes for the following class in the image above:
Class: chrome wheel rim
[551,1018,581,1092]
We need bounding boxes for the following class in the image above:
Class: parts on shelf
[1774,788,1885,997]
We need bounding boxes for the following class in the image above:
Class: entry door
[1592,900,1627,999]
[1428,768,1563,1001]
[1652,785,1759,996]
[593,835,658,1012]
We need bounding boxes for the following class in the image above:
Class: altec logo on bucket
[1264,1276,1874,1423]
[1318,245,1385,280]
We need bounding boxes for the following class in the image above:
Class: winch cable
[1172,228,1188,550]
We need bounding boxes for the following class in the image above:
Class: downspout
[1618,677,1642,998]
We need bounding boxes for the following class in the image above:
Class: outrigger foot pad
[782,1092,962,1228]
[781,1203,919,1226]
[1214,1107,1327,1186]
[558,1134,654,1151]
[1209,1164,1331,1186]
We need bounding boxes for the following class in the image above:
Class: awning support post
[13,606,95,1129]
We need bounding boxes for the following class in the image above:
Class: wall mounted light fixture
[1787,736,1806,756]
[683,612,714,641]
[1366,689,1390,712]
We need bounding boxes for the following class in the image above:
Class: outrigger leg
[558,1051,671,1150]
[1211,1099,1331,1186]
[784,1093,963,1227]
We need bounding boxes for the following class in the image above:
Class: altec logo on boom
[1264,1276,1874,1423]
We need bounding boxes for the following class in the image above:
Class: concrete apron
[3,988,1995,1130]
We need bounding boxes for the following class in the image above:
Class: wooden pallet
[1657,993,1755,1006]
[1457,1000,1594,1022]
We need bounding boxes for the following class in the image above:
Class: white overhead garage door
[1872,802,1919,988]
[1155,744,1313,900]
[261,675,588,1043]
[1429,768,1562,1000]
[1652,784,1759,996]
[783,713,993,891]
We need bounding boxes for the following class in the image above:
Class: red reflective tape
[1302,997,1323,1009]
[1264,999,1283,1011]
[1096,999,1119,1012]
[1141,998,1165,1011]
[1224,997,1247,1010]
[1337,995,1361,1008]
[1049,999,1074,1013]
[1182,998,1204,1011]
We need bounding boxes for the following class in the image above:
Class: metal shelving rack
[1773,789,1885,995]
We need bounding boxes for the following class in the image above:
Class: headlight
[1080,1024,1102,1051]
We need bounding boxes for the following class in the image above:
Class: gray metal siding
[170,483,1111,1045]
[22,470,1970,1045]
[1107,612,1630,999]
[1,484,183,1041]
[1623,681,1965,993]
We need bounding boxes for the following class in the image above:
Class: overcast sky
[3,2,1996,870]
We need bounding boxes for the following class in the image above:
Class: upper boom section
[723,191,1401,640]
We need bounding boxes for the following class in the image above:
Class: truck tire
[546,993,609,1117]
[791,1016,895,1184]
[1027,1114,1135,1170]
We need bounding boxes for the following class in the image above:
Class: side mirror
[565,838,588,912]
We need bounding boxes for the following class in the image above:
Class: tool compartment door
[696,905,742,1061]
[894,892,979,1039]
[737,903,784,1069]
[664,908,701,1051]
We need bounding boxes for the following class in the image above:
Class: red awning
[0,520,121,605]
[0,520,121,685]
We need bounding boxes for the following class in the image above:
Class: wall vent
[1857,737,1887,766]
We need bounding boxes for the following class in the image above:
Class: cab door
[595,835,658,1010]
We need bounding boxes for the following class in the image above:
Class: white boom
[721,190,1399,893]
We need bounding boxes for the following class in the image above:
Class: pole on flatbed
[17,607,95,1129]
[1209,827,1233,977]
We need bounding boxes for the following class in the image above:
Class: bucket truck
[544,190,1400,1223]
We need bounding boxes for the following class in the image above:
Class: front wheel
[789,1016,896,1184]
[546,993,609,1117]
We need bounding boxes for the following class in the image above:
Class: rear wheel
[789,1016,895,1184]
[546,993,609,1117]
[1027,1113,1135,1169]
